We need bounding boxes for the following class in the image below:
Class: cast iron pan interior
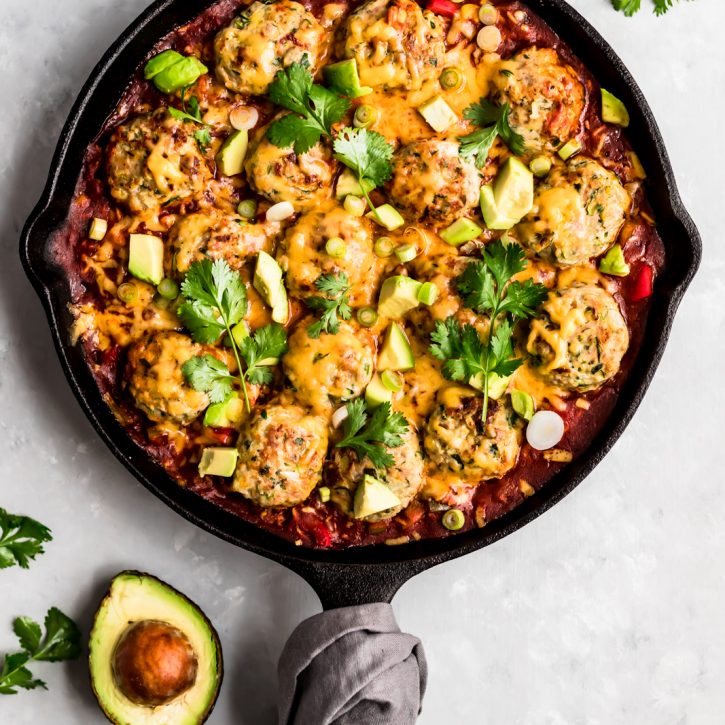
[20,0,701,609]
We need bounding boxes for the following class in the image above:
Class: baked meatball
[492,47,585,154]
[232,403,329,507]
[276,205,380,305]
[526,284,629,391]
[283,321,375,413]
[170,213,279,276]
[424,392,522,480]
[338,0,446,91]
[107,109,211,213]
[329,426,424,521]
[126,332,210,425]
[245,126,335,212]
[387,140,481,226]
[214,0,325,96]
[517,157,630,266]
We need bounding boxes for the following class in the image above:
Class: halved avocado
[89,571,223,725]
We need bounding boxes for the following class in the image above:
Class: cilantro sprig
[267,61,351,155]
[612,0,692,16]
[0,508,52,570]
[168,89,212,151]
[333,126,394,219]
[458,99,525,169]
[306,273,352,338]
[430,240,547,423]
[0,608,81,695]
[335,399,409,469]
[178,259,288,411]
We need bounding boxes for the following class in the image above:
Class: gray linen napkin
[278,603,427,725]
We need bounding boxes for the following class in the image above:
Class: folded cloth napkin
[278,603,427,725]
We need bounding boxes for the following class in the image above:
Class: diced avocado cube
[558,138,582,161]
[377,276,423,319]
[335,168,375,199]
[203,393,245,428]
[353,474,401,519]
[417,95,458,133]
[271,283,289,324]
[254,251,283,306]
[323,59,373,98]
[601,88,630,127]
[365,373,393,408]
[599,244,630,277]
[480,157,534,230]
[153,56,208,94]
[510,389,535,421]
[440,218,483,246]
[377,322,414,371]
[231,321,249,347]
[128,234,164,286]
[469,371,511,400]
[144,50,184,80]
[216,130,248,176]
[367,204,405,231]
[198,447,238,477]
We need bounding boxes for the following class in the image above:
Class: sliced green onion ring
[440,67,463,91]
[381,370,403,392]
[157,278,179,300]
[353,104,378,129]
[442,509,465,531]
[395,243,418,264]
[117,282,138,303]
[318,486,331,503]
[325,237,347,259]
[417,281,439,306]
[529,156,552,177]
[344,194,367,217]
[374,237,395,258]
[237,199,257,219]
[356,307,378,328]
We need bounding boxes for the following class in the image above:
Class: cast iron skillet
[20,0,700,610]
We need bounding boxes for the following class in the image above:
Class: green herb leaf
[182,354,236,404]
[459,99,525,168]
[335,399,409,469]
[306,273,352,338]
[194,127,213,152]
[333,127,394,189]
[267,62,350,154]
[0,508,52,570]
[239,324,289,385]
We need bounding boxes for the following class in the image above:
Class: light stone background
[0,0,723,723]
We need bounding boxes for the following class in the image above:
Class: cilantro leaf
[0,508,52,570]
[0,608,81,695]
[239,324,289,385]
[459,99,525,168]
[168,90,212,152]
[306,273,352,338]
[267,62,350,154]
[182,354,236,404]
[194,127,212,152]
[611,0,642,14]
[335,399,409,469]
[333,127,394,189]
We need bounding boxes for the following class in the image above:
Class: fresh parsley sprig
[612,0,691,16]
[430,240,547,423]
[335,399,409,469]
[306,273,352,338]
[458,99,525,169]
[0,508,52,570]
[267,61,351,155]
[333,126,394,219]
[168,88,212,151]
[0,608,81,695]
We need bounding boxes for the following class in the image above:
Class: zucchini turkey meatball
[245,126,335,212]
[328,426,425,522]
[526,284,629,391]
[424,392,523,480]
[387,140,481,227]
[338,0,446,91]
[126,332,210,425]
[214,0,325,96]
[517,157,630,266]
[283,321,375,413]
[107,109,212,214]
[170,212,279,276]
[232,403,329,507]
[276,205,381,305]
[492,47,585,155]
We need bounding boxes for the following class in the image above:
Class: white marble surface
[0,1,723,722]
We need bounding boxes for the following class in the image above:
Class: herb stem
[224,320,251,413]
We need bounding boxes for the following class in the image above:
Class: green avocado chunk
[367,204,405,231]
[153,56,208,94]
[254,252,284,305]
[89,571,223,725]
[216,130,248,176]
[323,59,372,98]
[203,393,244,428]
[335,168,375,199]
[377,322,414,371]
[469,371,511,400]
[198,447,239,477]
[354,474,401,519]
[377,276,423,319]
[440,217,483,246]
[480,157,534,230]
[144,50,184,80]
[365,373,393,408]
[128,234,164,286]
[599,244,630,277]
[601,88,630,127]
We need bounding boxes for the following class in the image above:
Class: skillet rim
[19,0,701,595]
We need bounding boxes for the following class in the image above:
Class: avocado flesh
[377,322,414,371]
[365,373,393,408]
[417,95,458,133]
[354,475,401,519]
[335,168,375,199]
[480,158,534,230]
[216,130,248,176]
[89,571,222,725]
[378,276,422,319]
[366,204,405,231]
[253,252,284,306]
[198,447,238,477]
[601,88,630,127]
[129,234,164,286]
[203,394,244,428]
[323,59,372,98]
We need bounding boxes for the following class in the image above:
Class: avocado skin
[89,570,223,725]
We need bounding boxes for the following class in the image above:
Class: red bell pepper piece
[205,427,236,446]
[630,263,653,302]
[427,0,459,17]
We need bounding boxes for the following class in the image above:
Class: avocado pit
[112,619,198,707]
